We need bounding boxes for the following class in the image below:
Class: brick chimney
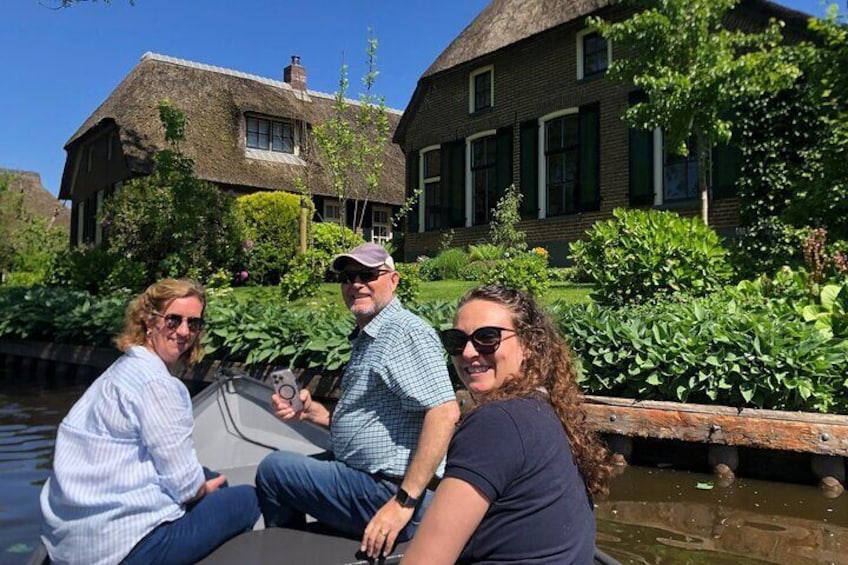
[284,55,306,90]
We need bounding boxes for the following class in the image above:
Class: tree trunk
[696,131,710,225]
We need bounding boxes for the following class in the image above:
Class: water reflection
[597,466,847,564]
[0,384,85,565]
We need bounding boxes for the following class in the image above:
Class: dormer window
[469,66,494,113]
[577,30,610,79]
[247,116,293,153]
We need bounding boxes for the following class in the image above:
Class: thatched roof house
[393,0,812,262]
[61,53,404,246]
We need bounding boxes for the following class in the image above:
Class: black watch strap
[395,487,419,508]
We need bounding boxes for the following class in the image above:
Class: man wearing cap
[256,243,459,558]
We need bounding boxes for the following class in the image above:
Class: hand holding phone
[270,369,303,412]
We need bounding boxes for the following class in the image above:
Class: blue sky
[0,0,835,198]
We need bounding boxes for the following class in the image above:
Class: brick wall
[400,7,743,264]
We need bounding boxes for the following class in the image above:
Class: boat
[29,371,621,564]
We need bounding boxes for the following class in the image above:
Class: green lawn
[231,280,593,312]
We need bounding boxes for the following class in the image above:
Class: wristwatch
[395,487,419,508]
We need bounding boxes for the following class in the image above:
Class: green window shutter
[496,126,514,203]
[519,119,539,219]
[406,151,419,233]
[441,140,466,228]
[579,103,600,211]
[712,142,741,199]
[628,91,654,206]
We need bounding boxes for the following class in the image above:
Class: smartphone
[270,369,303,412]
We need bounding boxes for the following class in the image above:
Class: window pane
[583,33,608,76]
[423,150,440,178]
[474,71,491,111]
[247,117,260,149]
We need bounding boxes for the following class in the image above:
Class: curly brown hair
[114,278,207,367]
[456,284,612,498]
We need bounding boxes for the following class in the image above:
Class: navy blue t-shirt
[444,396,595,564]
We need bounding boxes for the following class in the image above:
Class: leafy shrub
[406,300,456,331]
[419,248,468,281]
[489,184,527,256]
[482,252,550,296]
[279,250,325,301]
[48,248,147,295]
[801,282,848,339]
[203,292,352,370]
[235,192,312,285]
[548,267,580,283]
[570,208,732,306]
[730,216,806,279]
[310,222,365,280]
[395,262,422,304]
[467,244,506,262]
[0,286,126,346]
[462,260,497,281]
[556,287,848,413]
[102,101,244,286]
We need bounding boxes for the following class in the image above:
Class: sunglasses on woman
[440,326,517,355]
[152,312,206,333]
[338,269,390,285]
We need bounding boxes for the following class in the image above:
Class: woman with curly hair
[402,284,612,564]
[41,278,259,565]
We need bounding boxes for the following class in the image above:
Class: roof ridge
[140,52,403,115]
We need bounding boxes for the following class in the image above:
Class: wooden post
[299,197,309,255]
[708,445,738,483]
[606,434,633,466]
[811,454,846,497]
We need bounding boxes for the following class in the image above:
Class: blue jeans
[255,451,432,541]
[122,471,260,565]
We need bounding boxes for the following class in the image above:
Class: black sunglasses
[440,326,517,355]
[152,312,206,333]
[338,269,390,285]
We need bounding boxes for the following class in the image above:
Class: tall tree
[590,0,800,224]
[300,32,391,240]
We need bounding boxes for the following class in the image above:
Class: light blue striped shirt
[40,346,205,565]
[331,298,456,478]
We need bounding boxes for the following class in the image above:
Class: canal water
[1,380,845,564]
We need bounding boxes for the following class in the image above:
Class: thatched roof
[423,0,609,78]
[424,0,811,78]
[1,168,70,231]
[61,53,405,205]
[396,0,814,144]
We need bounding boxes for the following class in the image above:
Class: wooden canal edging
[1,339,846,492]
[584,395,847,493]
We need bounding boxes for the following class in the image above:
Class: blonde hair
[456,284,612,498]
[114,278,207,366]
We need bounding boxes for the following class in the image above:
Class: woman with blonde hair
[403,284,612,564]
[41,278,259,565]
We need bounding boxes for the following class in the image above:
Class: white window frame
[468,65,494,114]
[371,206,393,244]
[465,129,498,227]
[418,144,440,233]
[536,109,579,219]
[576,28,612,80]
